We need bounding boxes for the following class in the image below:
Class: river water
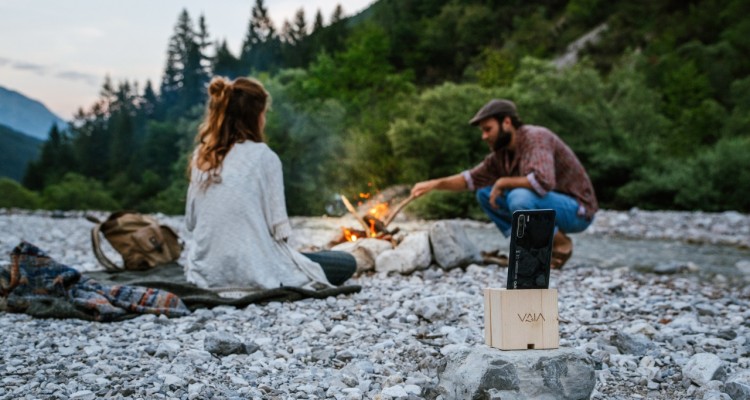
[462,223,750,280]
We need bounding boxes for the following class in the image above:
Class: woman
[185,76,355,292]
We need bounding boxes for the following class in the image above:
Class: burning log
[340,194,371,237]
[382,194,416,227]
[333,191,417,246]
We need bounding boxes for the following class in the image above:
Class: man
[411,99,598,269]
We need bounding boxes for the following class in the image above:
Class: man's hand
[411,180,437,198]
[411,174,469,198]
[489,176,534,208]
[489,178,505,209]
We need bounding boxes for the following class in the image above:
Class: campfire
[334,192,416,245]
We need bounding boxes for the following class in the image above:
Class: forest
[3,0,749,217]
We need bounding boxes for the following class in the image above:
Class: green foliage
[0,178,41,209]
[141,178,189,215]
[499,57,677,209]
[15,0,750,216]
[408,191,486,220]
[466,47,517,88]
[305,23,414,110]
[672,137,750,211]
[264,75,347,215]
[388,83,496,183]
[725,76,750,138]
[385,83,498,217]
[41,173,120,211]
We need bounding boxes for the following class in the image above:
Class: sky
[0,0,374,120]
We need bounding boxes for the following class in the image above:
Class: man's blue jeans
[476,187,593,238]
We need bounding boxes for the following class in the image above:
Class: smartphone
[506,209,556,289]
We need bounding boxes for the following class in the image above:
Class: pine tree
[313,9,324,33]
[318,4,348,53]
[331,4,344,23]
[108,81,136,177]
[23,124,76,189]
[213,39,241,78]
[158,9,209,118]
[71,101,109,181]
[281,20,294,43]
[293,8,308,41]
[240,0,281,72]
[139,80,158,119]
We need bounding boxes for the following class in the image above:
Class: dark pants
[302,251,357,286]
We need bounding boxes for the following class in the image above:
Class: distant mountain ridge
[0,123,42,182]
[0,85,67,140]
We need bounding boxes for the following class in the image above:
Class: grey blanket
[86,263,362,311]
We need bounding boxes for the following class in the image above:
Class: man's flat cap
[469,99,518,125]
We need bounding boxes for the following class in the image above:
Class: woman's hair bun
[208,77,230,97]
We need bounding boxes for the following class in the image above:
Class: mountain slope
[0,123,42,181]
[0,86,67,140]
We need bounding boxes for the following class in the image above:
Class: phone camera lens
[517,214,526,238]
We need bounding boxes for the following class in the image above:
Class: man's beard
[493,128,512,151]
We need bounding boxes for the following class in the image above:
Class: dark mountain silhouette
[0,123,42,181]
[0,85,67,140]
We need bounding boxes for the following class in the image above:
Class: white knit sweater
[185,141,332,291]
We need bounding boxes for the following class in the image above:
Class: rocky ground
[1,208,749,399]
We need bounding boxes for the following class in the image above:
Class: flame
[341,227,360,242]
[339,188,392,242]
[367,202,389,221]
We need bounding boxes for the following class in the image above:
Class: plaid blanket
[0,241,190,322]
[1,242,363,322]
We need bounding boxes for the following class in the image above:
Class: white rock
[683,353,726,386]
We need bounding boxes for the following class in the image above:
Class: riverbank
[1,209,749,399]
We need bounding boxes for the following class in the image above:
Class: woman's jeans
[302,251,357,285]
[476,187,593,237]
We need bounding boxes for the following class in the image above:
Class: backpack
[87,211,183,271]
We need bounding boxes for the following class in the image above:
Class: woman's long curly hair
[190,76,269,186]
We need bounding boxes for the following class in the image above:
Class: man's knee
[506,188,539,211]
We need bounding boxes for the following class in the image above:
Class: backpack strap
[90,222,124,272]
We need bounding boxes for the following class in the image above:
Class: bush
[141,179,188,215]
[41,173,120,211]
[408,191,487,221]
[0,178,42,209]
[673,137,750,212]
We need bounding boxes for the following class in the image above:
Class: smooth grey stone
[203,333,252,357]
[429,221,481,270]
[438,346,595,400]
[610,331,652,357]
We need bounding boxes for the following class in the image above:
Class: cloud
[0,57,98,86]
[56,70,99,86]
[11,61,49,75]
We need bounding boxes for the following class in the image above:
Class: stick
[340,194,371,236]
[383,194,416,227]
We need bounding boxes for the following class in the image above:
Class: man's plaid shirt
[463,124,599,220]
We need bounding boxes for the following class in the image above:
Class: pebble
[1,208,749,399]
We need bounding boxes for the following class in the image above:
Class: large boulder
[331,238,393,274]
[438,346,595,400]
[375,231,431,274]
[429,221,482,270]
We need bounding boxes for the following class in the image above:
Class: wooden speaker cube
[483,288,559,350]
